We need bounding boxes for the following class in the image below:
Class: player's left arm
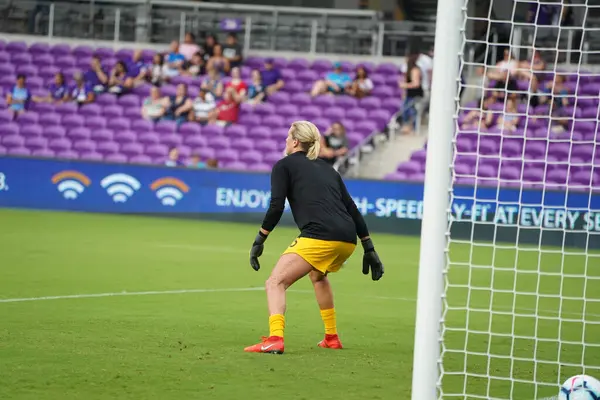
[249,162,288,271]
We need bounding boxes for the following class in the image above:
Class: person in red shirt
[209,87,240,126]
[225,67,247,100]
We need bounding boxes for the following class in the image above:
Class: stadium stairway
[351,123,429,180]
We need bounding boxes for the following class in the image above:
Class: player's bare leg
[244,253,313,354]
[309,269,343,349]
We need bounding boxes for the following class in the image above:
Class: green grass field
[1,209,599,400]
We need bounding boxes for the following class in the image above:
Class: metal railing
[0,0,436,58]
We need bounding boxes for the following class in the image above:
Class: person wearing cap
[261,58,284,95]
[310,62,351,97]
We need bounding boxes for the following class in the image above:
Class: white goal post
[412,1,600,399]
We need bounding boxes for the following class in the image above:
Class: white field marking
[0,287,264,303]
[1,287,599,320]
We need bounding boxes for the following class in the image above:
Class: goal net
[416,1,600,399]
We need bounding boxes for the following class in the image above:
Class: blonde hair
[290,121,321,160]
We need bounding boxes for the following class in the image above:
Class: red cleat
[318,334,343,349]
[244,336,284,354]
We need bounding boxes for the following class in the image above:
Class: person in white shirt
[346,65,374,98]
[191,89,216,125]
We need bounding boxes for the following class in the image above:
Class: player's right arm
[337,174,384,281]
[249,161,289,272]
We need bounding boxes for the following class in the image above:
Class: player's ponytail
[306,139,321,161]
[290,120,321,161]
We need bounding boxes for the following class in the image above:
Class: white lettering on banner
[215,187,291,210]
[373,198,423,219]
[453,204,467,220]
[0,172,7,191]
[583,212,600,232]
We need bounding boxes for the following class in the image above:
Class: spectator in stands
[180,32,201,61]
[495,98,520,132]
[461,95,496,130]
[164,83,193,126]
[107,61,133,95]
[164,40,186,78]
[6,74,30,115]
[247,69,267,104]
[310,62,351,97]
[203,34,218,62]
[222,33,243,69]
[521,49,546,72]
[225,67,247,100]
[85,55,108,93]
[261,58,284,95]
[184,52,206,77]
[319,122,349,165]
[33,72,67,104]
[206,158,219,169]
[210,87,240,126]
[142,86,168,122]
[201,67,224,99]
[398,53,424,134]
[547,74,569,112]
[66,72,95,106]
[128,50,149,85]
[487,49,520,99]
[346,65,373,98]
[206,44,230,76]
[188,154,207,169]
[148,53,168,86]
[191,88,216,125]
[165,146,184,167]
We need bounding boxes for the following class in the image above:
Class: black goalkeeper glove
[249,231,267,271]
[361,238,384,281]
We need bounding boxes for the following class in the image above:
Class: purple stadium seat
[2,134,24,149]
[121,142,144,157]
[118,94,140,107]
[288,58,311,71]
[217,149,239,163]
[62,114,85,129]
[254,103,276,116]
[9,147,32,156]
[138,132,160,145]
[50,44,71,57]
[105,153,128,164]
[239,114,261,126]
[85,116,106,130]
[268,92,290,104]
[107,118,130,131]
[78,103,102,116]
[96,141,120,155]
[146,143,168,158]
[263,152,283,164]
[184,135,207,148]
[194,148,215,160]
[202,124,224,136]
[299,105,321,119]
[43,126,66,139]
[130,154,152,164]
[96,93,117,106]
[48,137,72,152]
[230,137,254,151]
[29,42,50,54]
[17,112,39,126]
[32,148,55,158]
[360,97,382,110]
[11,53,32,65]
[223,161,247,170]
[160,133,183,147]
[91,129,115,142]
[262,115,285,128]
[0,64,15,76]
[73,139,96,153]
[224,124,247,138]
[239,150,263,164]
[55,56,76,69]
[20,124,43,138]
[207,136,230,149]
[154,120,177,134]
[255,139,278,152]
[53,103,77,116]
[67,127,92,141]
[248,126,272,139]
[179,122,201,136]
[103,105,123,117]
[290,92,311,106]
[79,152,103,161]
[335,96,358,108]
[249,163,271,172]
[24,136,48,150]
[0,109,13,123]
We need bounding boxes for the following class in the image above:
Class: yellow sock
[269,314,285,338]
[320,308,337,335]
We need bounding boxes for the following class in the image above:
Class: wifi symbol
[51,170,91,199]
[100,173,141,203]
[150,177,190,206]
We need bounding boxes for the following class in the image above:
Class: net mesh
[440,1,600,399]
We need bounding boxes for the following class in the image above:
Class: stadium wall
[1,156,599,249]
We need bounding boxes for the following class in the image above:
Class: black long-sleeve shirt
[261,151,369,244]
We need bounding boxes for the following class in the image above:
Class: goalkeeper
[245,121,384,355]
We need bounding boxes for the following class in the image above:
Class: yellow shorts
[282,237,356,274]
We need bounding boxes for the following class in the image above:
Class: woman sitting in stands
[201,67,224,99]
[225,67,247,99]
[107,61,133,95]
[148,53,168,86]
[164,84,193,126]
[461,94,496,130]
[66,72,95,106]
[184,52,206,77]
[319,122,349,165]
[206,44,230,76]
[495,98,521,132]
[247,69,267,104]
[33,72,67,104]
[141,86,168,122]
[346,65,373,98]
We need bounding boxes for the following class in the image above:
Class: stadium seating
[0,39,401,171]
[388,72,600,189]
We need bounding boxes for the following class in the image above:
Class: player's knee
[265,275,281,291]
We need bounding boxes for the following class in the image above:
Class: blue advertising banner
[0,156,599,234]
